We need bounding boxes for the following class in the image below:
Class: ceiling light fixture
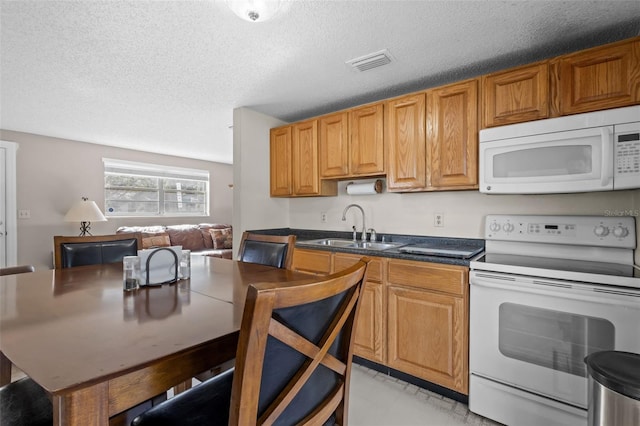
[226,0,281,23]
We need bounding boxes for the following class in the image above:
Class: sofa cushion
[141,233,171,249]
[209,228,233,249]
[165,225,207,252]
[198,224,232,249]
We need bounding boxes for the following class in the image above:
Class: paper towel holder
[346,179,383,195]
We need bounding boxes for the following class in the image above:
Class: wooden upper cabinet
[350,103,385,176]
[292,120,319,195]
[319,112,349,178]
[290,120,337,197]
[319,104,385,179]
[269,126,292,196]
[386,93,427,191]
[556,38,640,115]
[482,62,550,127]
[427,79,479,189]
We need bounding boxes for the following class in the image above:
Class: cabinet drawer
[333,253,384,282]
[387,259,467,296]
[292,249,332,275]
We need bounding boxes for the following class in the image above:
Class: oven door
[479,126,613,194]
[470,270,640,409]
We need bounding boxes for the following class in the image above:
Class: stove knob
[489,222,501,232]
[503,223,514,233]
[612,226,629,238]
[593,225,609,237]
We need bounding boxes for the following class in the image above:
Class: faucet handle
[352,225,357,241]
[368,228,377,242]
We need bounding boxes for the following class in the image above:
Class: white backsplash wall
[289,182,640,263]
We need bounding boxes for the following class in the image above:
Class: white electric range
[469,214,640,426]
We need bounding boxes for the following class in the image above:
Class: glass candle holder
[123,256,140,291]
[180,250,191,280]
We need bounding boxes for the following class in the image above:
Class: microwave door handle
[601,127,613,187]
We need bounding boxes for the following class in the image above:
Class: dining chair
[0,265,35,276]
[132,257,371,426]
[0,264,53,426]
[53,233,143,269]
[237,232,296,269]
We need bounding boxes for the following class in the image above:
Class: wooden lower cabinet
[334,253,386,364]
[292,248,332,275]
[292,248,469,395]
[386,259,469,395]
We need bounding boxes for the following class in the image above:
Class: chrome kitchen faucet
[342,204,366,242]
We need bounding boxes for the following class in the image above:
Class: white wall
[0,130,234,269]
[232,107,290,256]
[236,109,640,265]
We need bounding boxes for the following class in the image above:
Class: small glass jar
[180,250,191,280]
[123,256,140,291]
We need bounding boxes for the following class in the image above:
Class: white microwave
[479,105,640,194]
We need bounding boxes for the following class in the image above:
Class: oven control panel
[485,215,636,248]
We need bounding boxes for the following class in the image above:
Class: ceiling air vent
[346,49,393,72]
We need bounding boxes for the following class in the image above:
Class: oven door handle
[471,272,640,306]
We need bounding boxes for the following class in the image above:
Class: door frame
[1,140,18,266]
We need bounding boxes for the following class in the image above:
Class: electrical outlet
[320,211,327,223]
[434,213,444,227]
[18,209,31,219]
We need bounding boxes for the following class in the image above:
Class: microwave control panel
[614,122,640,189]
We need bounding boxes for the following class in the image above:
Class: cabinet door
[292,248,332,275]
[427,79,478,189]
[387,285,468,394]
[269,126,292,197]
[482,62,549,127]
[334,253,386,363]
[292,120,319,195]
[386,93,426,191]
[319,112,349,178]
[558,39,640,115]
[350,103,385,176]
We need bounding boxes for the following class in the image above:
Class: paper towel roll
[346,180,383,195]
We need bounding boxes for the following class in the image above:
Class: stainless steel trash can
[584,351,640,426]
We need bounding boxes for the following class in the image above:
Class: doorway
[0,141,18,267]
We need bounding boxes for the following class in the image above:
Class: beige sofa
[116,224,233,259]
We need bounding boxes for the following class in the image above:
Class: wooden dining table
[0,256,309,426]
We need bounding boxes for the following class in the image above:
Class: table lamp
[64,197,107,236]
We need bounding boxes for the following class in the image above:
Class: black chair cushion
[240,240,288,269]
[61,238,138,268]
[132,367,233,426]
[257,291,347,425]
[0,377,53,426]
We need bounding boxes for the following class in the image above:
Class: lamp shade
[226,0,281,22]
[64,198,107,223]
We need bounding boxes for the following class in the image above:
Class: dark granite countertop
[248,228,485,267]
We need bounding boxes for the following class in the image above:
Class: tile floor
[12,364,502,425]
[349,364,502,426]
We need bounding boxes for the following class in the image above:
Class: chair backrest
[237,232,296,270]
[53,233,143,269]
[0,265,35,276]
[229,257,370,425]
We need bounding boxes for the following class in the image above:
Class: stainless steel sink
[299,238,405,251]
[352,241,405,250]
[301,238,357,247]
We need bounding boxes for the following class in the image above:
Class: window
[103,158,209,217]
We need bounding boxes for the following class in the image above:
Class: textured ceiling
[1,0,639,164]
